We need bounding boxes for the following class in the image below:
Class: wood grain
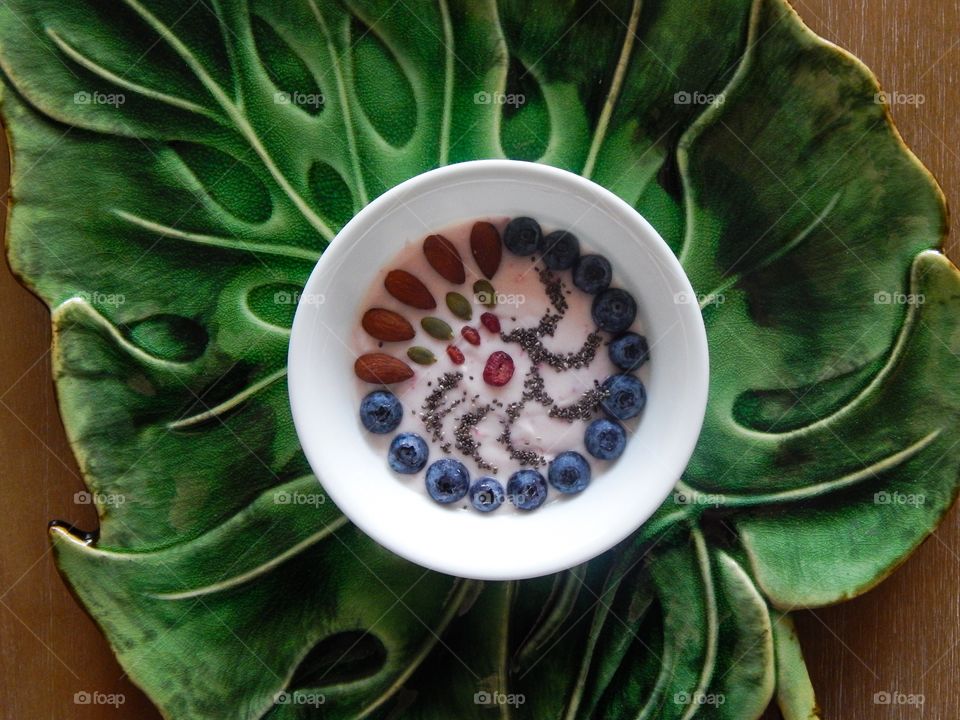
[0,1,957,718]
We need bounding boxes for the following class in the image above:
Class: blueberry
[507,469,548,511]
[387,433,429,474]
[425,459,470,504]
[469,477,505,512]
[539,230,580,271]
[503,217,542,256]
[592,288,637,333]
[548,451,592,494]
[359,390,403,434]
[573,254,612,294]
[601,374,646,420]
[608,333,649,371]
[584,418,627,460]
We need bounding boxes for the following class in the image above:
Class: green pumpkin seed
[473,279,497,307]
[446,291,473,320]
[406,346,437,365]
[421,316,453,340]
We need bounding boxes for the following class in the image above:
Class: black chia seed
[538,267,569,314]
[549,382,610,421]
[497,421,546,467]
[419,372,464,451]
[501,324,602,371]
[521,367,552,406]
[493,368,551,467]
[454,404,496,472]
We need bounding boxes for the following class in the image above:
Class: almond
[354,353,414,384]
[470,222,502,279]
[423,234,465,284]
[384,269,436,309]
[361,308,415,342]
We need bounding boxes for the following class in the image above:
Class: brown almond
[423,234,465,284]
[470,222,502,279]
[361,308,415,342]
[354,353,414,384]
[384,269,436,309]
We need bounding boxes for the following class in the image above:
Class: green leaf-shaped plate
[1,0,956,718]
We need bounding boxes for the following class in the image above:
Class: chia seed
[549,383,610,422]
[501,324,602,371]
[454,404,496,472]
[538,267,569,314]
[521,367,552,406]
[497,422,546,467]
[419,372,464,450]
[493,368,551,467]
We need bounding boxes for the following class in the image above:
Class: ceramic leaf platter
[1,0,958,718]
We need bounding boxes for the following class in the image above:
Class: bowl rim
[289,159,709,580]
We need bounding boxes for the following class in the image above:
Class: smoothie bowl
[289,160,708,580]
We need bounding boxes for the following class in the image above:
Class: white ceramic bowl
[289,160,708,580]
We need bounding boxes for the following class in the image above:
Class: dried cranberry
[447,345,465,364]
[480,312,501,333]
[483,351,515,386]
[461,326,481,346]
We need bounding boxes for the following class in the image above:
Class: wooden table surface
[1,1,958,718]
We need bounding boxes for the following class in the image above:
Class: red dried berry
[480,312,501,333]
[447,345,465,365]
[483,351,515,386]
[461,326,481,346]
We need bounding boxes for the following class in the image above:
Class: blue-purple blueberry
[584,418,627,460]
[601,374,646,420]
[425,459,470,504]
[548,451,592,494]
[503,217,542,256]
[592,288,637,333]
[539,230,580,271]
[608,333,649,371]
[359,390,403,434]
[387,433,429,474]
[573,254,612,294]
[507,469,548,511]
[469,477,505,512]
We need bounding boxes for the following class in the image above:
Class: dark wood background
[1,1,958,717]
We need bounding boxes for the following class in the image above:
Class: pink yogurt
[351,217,649,511]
